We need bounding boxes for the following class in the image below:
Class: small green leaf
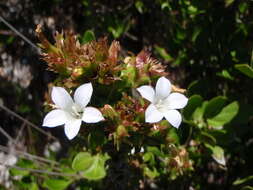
[192,27,202,42]
[72,152,110,180]
[233,176,253,185]
[154,45,173,62]
[242,186,253,190]
[216,70,234,80]
[212,146,226,166]
[207,101,239,127]
[144,167,159,179]
[43,179,71,190]
[72,152,94,172]
[192,101,208,127]
[235,64,253,78]
[225,0,235,7]
[166,128,179,144]
[135,1,144,13]
[83,154,110,180]
[81,30,95,44]
[147,146,162,157]
[204,96,227,118]
[120,65,137,87]
[143,152,154,163]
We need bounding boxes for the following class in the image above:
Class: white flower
[137,77,188,128]
[42,83,104,140]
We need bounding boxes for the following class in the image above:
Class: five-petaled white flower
[137,77,188,128]
[42,83,104,140]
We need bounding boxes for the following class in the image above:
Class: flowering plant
[9,27,238,190]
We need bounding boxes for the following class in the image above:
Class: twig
[1,162,79,178]
[0,126,14,142]
[0,144,59,166]
[0,15,41,53]
[0,104,57,140]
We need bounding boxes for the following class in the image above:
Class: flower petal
[52,87,73,110]
[155,77,171,100]
[64,119,82,140]
[42,109,67,127]
[82,107,105,123]
[166,93,188,109]
[163,110,182,128]
[136,85,155,102]
[145,104,163,123]
[74,83,93,108]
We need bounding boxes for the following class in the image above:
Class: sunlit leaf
[235,64,253,78]
[207,101,239,127]
[72,152,110,180]
[72,152,94,172]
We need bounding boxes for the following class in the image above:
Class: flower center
[70,103,83,119]
[154,99,169,113]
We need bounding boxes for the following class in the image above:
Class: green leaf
[143,152,154,163]
[225,0,235,7]
[242,186,253,190]
[207,101,239,127]
[192,101,208,127]
[135,1,144,13]
[43,179,71,190]
[147,146,163,157]
[83,154,110,180]
[72,152,94,172]
[166,128,179,144]
[72,152,110,180]
[120,65,137,87]
[154,45,173,62]
[143,167,159,179]
[183,95,203,120]
[211,146,226,166]
[204,96,227,118]
[192,27,202,42]
[239,2,248,13]
[216,70,234,80]
[233,175,253,185]
[235,64,253,78]
[81,30,95,44]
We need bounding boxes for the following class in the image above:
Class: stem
[1,162,79,178]
[0,104,57,140]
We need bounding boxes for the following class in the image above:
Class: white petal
[64,119,82,140]
[166,93,188,109]
[163,110,182,128]
[155,77,171,100]
[82,107,105,123]
[136,85,155,102]
[42,109,67,127]
[74,83,93,108]
[52,87,73,110]
[145,104,163,123]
